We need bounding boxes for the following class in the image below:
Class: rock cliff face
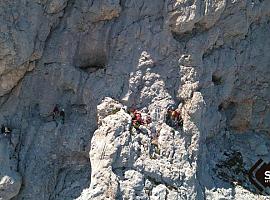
[0,0,270,199]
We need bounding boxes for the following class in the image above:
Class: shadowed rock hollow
[0,0,270,199]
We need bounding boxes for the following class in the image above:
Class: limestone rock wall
[0,0,270,199]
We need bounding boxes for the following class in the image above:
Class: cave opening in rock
[73,35,108,74]
[79,64,106,73]
[75,55,107,73]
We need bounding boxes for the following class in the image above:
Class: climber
[171,110,179,127]
[145,114,152,125]
[178,115,183,128]
[171,109,183,129]
[165,109,173,126]
[171,110,180,121]
[52,104,59,120]
[5,126,11,133]
[1,125,12,144]
[1,125,11,135]
[134,112,144,125]
[1,124,5,135]
[60,109,65,124]
[129,109,146,133]
[165,104,183,129]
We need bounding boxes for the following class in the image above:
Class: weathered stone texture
[0,0,270,199]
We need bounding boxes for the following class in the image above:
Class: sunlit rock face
[0,0,270,199]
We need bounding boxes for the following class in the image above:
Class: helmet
[167,104,176,110]
[135,113,141,117]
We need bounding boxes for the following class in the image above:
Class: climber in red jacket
[128,109,146,131]
[134,112,144,125]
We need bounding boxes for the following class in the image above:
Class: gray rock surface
[0,136,21,200]
[0,0,270,199]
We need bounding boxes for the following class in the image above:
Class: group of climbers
[52,105,65,126]
[0,104,65,141]
[128,105,183,131]
[128,108,151,130]
[0,104,66,147]
[128,108,159,158]
[126,104,183,159]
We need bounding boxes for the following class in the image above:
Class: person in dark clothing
[1,125,11,135]
[53,105,59,120]
[1,125,12,145]
[60,109,65,124]
[132,111,145,133]
[134,112,144,125]
[146,114,152,125]
[178,116,183,129]
[1,124,5,135]
[165,109,172,126]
